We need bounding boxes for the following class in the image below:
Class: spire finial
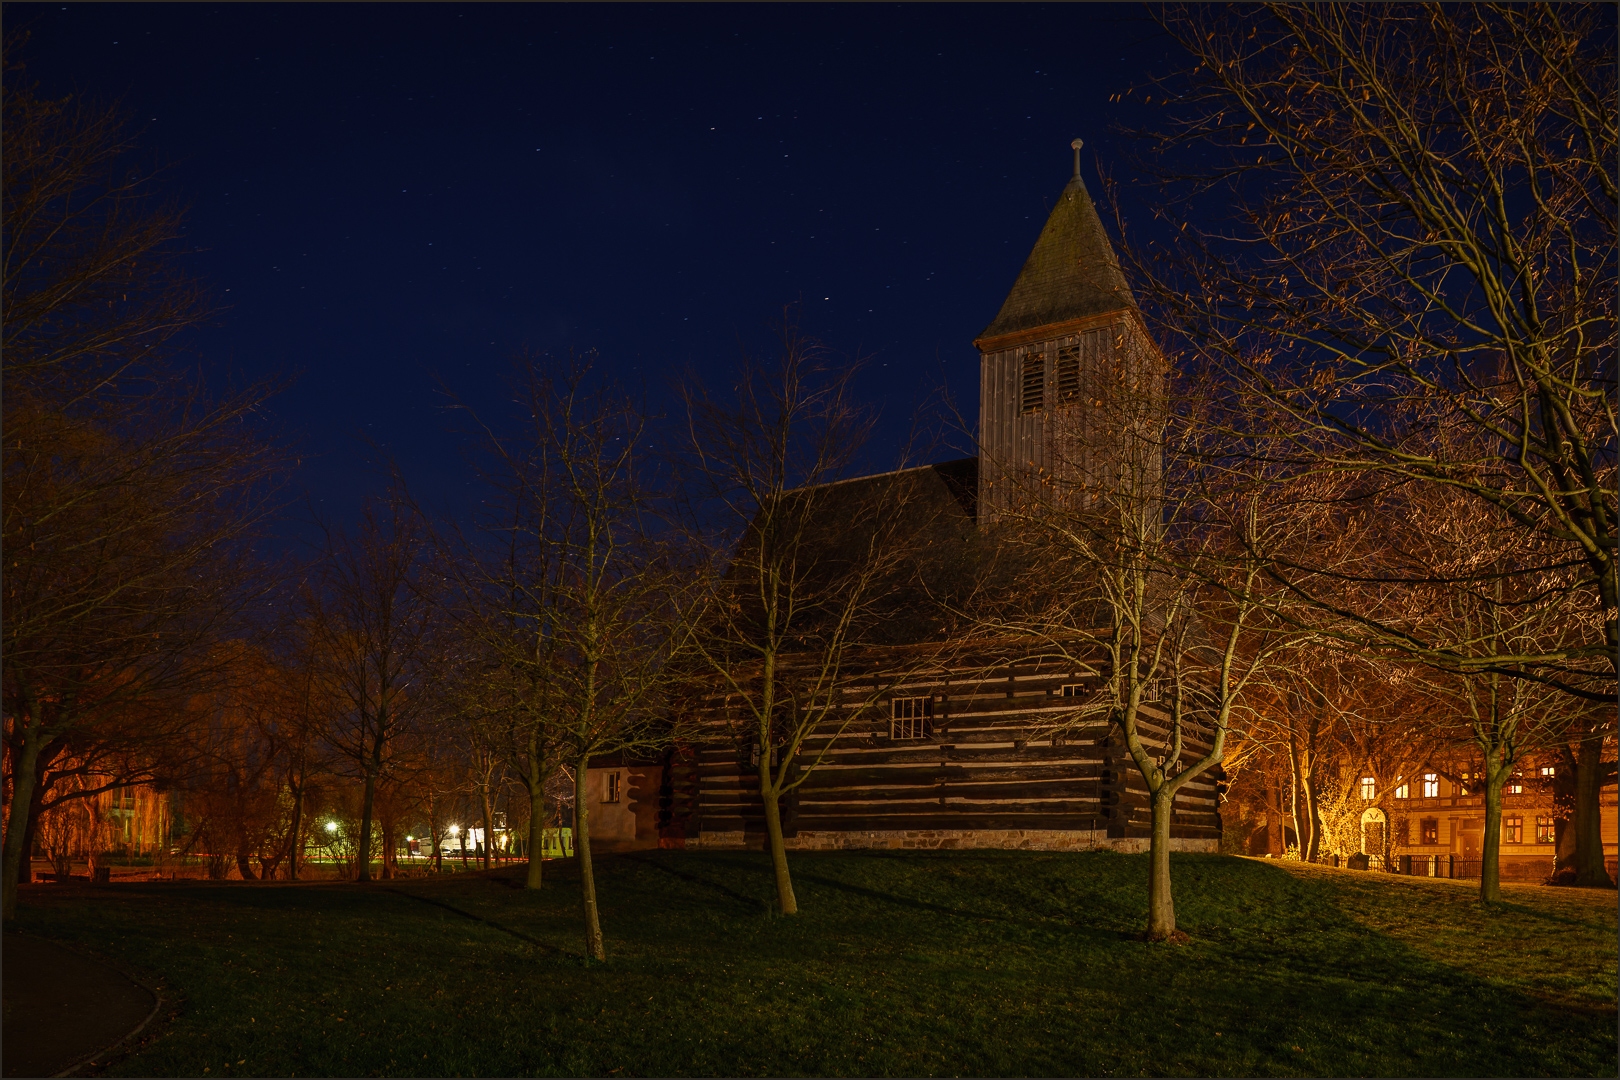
[1071,138,1084,179]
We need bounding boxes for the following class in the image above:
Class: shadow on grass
[10,851,1615,1078]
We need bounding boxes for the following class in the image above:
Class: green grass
[13,851,1617,1077]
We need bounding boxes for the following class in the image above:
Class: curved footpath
[2,933,159,1078]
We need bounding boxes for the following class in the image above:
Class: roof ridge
[786,457,974,494]
[976,171,1137,346]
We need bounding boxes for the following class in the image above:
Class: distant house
[1369,764,1616,879]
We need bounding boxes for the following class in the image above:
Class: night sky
[8,4,1180,542]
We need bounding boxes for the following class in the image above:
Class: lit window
[1394,782,1409,800]
[604,772,621,804]
[1507,774,1523,795]
[1359,776,1376,800]
[1539,765,1555,779]
[891,696,933,740]
[1021,351,1046,413]
[1502,816,1522,844]
[1422,773,1439,798]
[1420,818,1439,845]
[1535,816,1555,843]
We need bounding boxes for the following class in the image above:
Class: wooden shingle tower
[973,141,1163,522]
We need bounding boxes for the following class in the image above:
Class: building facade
[624,151,1221,854]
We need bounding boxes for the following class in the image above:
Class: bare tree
[469,357,691,960]
[680,327,943,917]
[1130,5,1615,701]
[1,61,283,917]
[304,490,437,884]
[978,348,1306,940]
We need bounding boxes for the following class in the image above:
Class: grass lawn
[12,850,1617,1077]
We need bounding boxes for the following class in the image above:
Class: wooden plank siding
[684,647,1222,851]
[978,314,1160,526]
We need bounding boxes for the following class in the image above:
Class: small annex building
[589,149,1222,854]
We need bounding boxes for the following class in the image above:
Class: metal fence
[1310,853,1388,871]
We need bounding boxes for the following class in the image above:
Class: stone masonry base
[689,829,1219,853]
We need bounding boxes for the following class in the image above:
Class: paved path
[2,934,157,1078]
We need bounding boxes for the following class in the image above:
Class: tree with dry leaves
[1,51,283,918]
[1129,4,1615,699]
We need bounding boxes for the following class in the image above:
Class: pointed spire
[975,142,1137,349]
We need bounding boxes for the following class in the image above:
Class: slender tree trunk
[380,816,395,880]
[14,791,42,888]
[575,758,605,961]
[480,779,495,871]
[2,725,46,918]
[1302,769,1322,862]
[286,776,306,881]
[357,762,378,883]
[1146,786,1176,940]
[1573,735,1614,887]
[1286,737,1304,858]
[526,753,547,890]
[760,779,798,916]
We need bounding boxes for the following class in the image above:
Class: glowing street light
[448,825,460,836]
[325,821,339,834]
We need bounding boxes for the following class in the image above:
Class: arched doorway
[1360,806,1388,855]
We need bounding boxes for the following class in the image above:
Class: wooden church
[635,147,1222,854]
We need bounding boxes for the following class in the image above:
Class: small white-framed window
[1059,683,1086,697]
[1422,773,1439,798]
[1359,776,1376,800]
[1539,765,1556,779]
[604,772,622,804]
[1394,781,1409,800]
[891,696,933,740]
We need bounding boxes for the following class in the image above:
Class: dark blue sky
[8,3,1179,538]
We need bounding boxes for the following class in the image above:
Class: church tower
[973,142,1162,523]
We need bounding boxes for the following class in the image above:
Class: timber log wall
[682,654,1222,852]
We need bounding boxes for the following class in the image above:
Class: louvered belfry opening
[1020,352,1046,414]
[973,154,1164,524]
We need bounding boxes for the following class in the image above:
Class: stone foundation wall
[690,829,1219,854]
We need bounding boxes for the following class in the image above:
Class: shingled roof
[975,173,1137,347]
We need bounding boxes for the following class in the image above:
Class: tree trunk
[1,722,46,919]
[1302,769,1322,862]
[1479,754,1506,903]
[379,817,395,880]
[480,780,495,871]
[1146,786,1176,940]
[236,844,258,881]
[526,761,547,890]
[357,763,378,883]
[1573,735,1614,887]
[286,777,306,881]
[760,780,799,916]
[575,759,606,961]
[1286,738,1304,857]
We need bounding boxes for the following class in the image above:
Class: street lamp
[448,825,460,836]
[325,821,338,834]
